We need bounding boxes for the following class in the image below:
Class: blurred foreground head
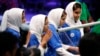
[0,31,18,56]
[79,33,100,56]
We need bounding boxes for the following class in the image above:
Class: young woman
[26,14,52,56]
[76,0,94,33]
[45,8,78,56]
[60,2,84,47]
[0,8,25,38]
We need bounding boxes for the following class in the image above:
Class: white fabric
[65,1,84,37]
[62,44,70,50]
[23,44,28,48]
[0,10,8,32]
[48,8,76,56]
[48,8,64,29]
[29,14,46,43]
[56,47,77,56]
[38,45,45,56]
[0,8,24,32]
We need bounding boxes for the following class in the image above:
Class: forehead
[74,8,81,11]
[61,11,67,17]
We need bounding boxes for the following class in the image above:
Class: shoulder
[62,23,69,27]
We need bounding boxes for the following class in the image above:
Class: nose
[23,18,26,23]
[77,14,80,18]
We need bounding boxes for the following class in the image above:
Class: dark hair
[44,16,48,25]
[61,11,67,18]
[79,33,100,56]
[16,47,41,56]
[32,48,41,56]
[0,31,18,56]
[16,47,31,56]
[73,3,81,11]
[45,16,47,22]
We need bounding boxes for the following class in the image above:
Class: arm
[48,31,78,56]
[56,47,79,56]
[39,29,52,56]
[62,44,79,54]
[41,29,52,48]
[23,31,31,47]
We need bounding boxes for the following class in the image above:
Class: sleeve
[6,28,20,38]
[48,31,62,50]
[48,25,62,50]
[62,44,70,50]
[48,25,79,56]
[56,47,78,56]
[28,34,39,47]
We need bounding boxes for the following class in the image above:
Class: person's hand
[67,46,79,54]
[44,29,52,39]
[41,29,52,48]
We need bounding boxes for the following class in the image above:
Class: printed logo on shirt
[70,33,75,38]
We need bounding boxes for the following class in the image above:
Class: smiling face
[73,8,81,22]
[73,3,81,22]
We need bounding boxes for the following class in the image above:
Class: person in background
[76,0,94,33]
[0,31,18,56]
[45,8,79,56]
[90,18,100,34]
[0,8,26,38]
[0,8,27,48]
[59,2,83,54]
[24,14,52,56]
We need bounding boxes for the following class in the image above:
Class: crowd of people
[0,1,100,56]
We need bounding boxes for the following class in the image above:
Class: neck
[74,19,78,23]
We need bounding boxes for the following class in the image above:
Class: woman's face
[43,17,49,32]
[73,8,81,22]
[22,11,26,23]
[60,11,67,26]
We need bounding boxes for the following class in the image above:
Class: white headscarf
[65,1,84,37]
[29,14,46,43]
[48,8,64,29]
[0,8,24,32]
